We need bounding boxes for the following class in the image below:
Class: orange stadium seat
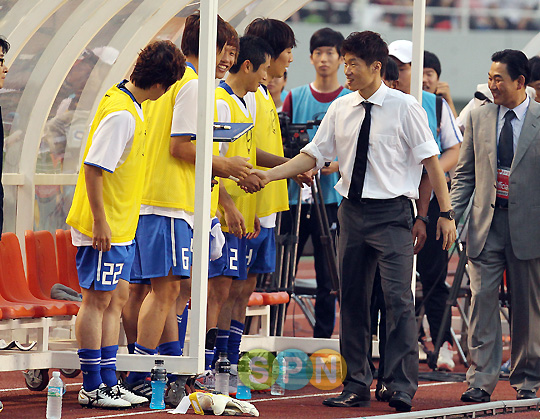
[56,230,81,293]
[0,293,37,319]
[25,230,80,315]
[247,292,264,307]
[55,229,81,293]
[260,291,290,306]
[0,233,70,317]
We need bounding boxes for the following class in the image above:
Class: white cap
[388,40,413,64]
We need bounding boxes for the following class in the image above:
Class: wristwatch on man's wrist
[415,215,429,225]
[439,209,456,220]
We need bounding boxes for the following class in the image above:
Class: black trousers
[416,196,452,346]
[338,197,418,397]
[280,203,338,338]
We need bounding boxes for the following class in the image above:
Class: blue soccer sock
[212,329,230,368]
[78,348,102,391]
[205,349,215,371]
[228,320,245,365]
[100,345,119,387]
[158,340,182,382]
[127,342,156,384]
[177,304,189,355]
[127,343,135,354]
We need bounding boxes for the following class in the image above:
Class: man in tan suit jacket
[451,49,540,402]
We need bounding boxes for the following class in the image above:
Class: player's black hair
[341,31,388,77]
[229,35,273,74]
[244,18,296,59]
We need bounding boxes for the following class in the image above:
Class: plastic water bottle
[150,360,167,410]
[271,356,287,396]
[46,370,63,419]
[236,357,251,400]
[214,352,230,395]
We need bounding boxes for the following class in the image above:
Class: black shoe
[375,382,392,402]
[517,389,537,400]
[389,391,412,412]
[323,391,370,407]
[461,387,490,403]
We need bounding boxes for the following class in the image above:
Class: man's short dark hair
[181,13,234,57]
[130,40,186,90]
[309,28,345,55]
[0,36,10,54]
[341,31,388,77]
[244,18,296,60]
[384,57,399,82]
[229,35,273,74]
[528,56,540,83]
[424,50,441,78]
[491,49,530,85]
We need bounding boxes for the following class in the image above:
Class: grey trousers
[466,208,540,394]
[338,197,418,397]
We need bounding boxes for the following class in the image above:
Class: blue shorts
[208,232,247,280]
[131,215,192,284]
[246,227,276,274]
[76,244,135,291]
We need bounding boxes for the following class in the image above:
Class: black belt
[347,195,408,204]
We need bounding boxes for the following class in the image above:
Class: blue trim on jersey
[76,244,135,291]
[219,80,234,95]
[116,79,141,108]
[84,161,114,174]
[218,80,247,110]
[186,62,197,74]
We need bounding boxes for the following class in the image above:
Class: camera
[278,112,323,158]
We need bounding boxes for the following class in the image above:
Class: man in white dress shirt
[253,31,456,412]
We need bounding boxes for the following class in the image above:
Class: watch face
[449,209,456,220]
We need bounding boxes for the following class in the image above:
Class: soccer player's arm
[84,165,111,252]
[218,183,246,238]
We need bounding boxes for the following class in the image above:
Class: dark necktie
[498,109,515,168]
[349,101,372,201]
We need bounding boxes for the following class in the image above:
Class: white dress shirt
[439,98,463,150]
[497,95,529,153]
[301,81,440,200]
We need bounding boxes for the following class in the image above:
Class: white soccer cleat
[113,382,149,405]
[437,341,455,372]
[78,383,132,409]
